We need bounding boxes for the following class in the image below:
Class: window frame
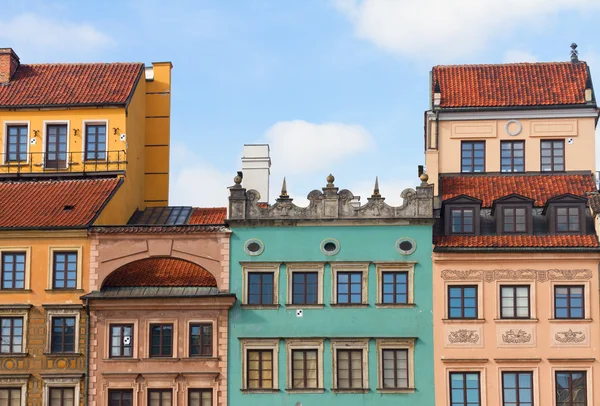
[0,387,22,406]
[447,285,479,320]
[286,263,324,307]
[500,285,531,319]
[43,376,80,406]
[241,263,280,308]
[450,207,476,235]
[0,247,31,290]
[554,205,581,234]
[500,140,525,173]
[461,141,486,173]
[540,139,565,172]
[48,387,75,406]
[1,251,26,290]
[50,316,77,354]
[240,339,279,391]
[331,339,369,392]
[43,120,70,170]
[375,263,415,307]
[330,263,369,306]
[449,371,481,406]
[286,339,324,392]
[0,316,24,354]
[82,120,108,162]
[108,388,133,406]
[187,389,212,406]
[555,370,587,406]
[376,339,415,393]
[149,323,174,358]
[48,247,82,290]
[189,322,213,357]
[146,389,172,406]
[501,206,529,234]
[4,122,29,163]
[501,371,533,406]
[554,285,585,319]
[109,323,134,359]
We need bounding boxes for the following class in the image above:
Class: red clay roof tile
[434,235,599,248]
[441,174,596,207]
[0,63,143,107]
[432,62,591,108]
[189,207,227,225]
[0,178,121,228]
[103,257,217,288]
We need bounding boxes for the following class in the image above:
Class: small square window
[448,286,478,319]
[51,317,76,353]
[188,389,212,406]
[1,252,25,290]
[292,272,318,305]
[337,272,362,304]
[190,323,212,357]
[52,251,78,289]
[149,324,173,357]
[248,272,274,305]
[0,317,23,354]
[556,206,580,233]
[554,285,584,319]
[381,272,408,304]
[500,286,530,319]
[450,372,481,406]
[503,207,527,234]
[243,265,280,307]
[450,208,475,234]
[109,324,133,358]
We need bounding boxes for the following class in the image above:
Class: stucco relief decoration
[555,329,586,343]
[505,119,523,136]
[441,269,592,283]
[448,329,479,344]
[502,329,531,344]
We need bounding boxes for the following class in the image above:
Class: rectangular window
[448,286,478,319]
[0,317,23,353]
[188,389,212,406]
[248,272,274,305]
[6,125,27,162]
[190,323,212,357]
[247,349,274,389]
[556,371,587,406]
[85,124,107,161]
[52,251,78,289]
[108,389,133,406]
[110,324,133,358]
[501,141,525,172]
[461,141,485,173]
[1,252,25,289]
[150,324,173,357]
[0,388,21,405]
[337,349,363,389]
[292,349,318,389]
[503,207,527,233]
[501,286,530,319]
[382,349,409,389]
[51,317,75,353]
[147,389,171,406]
[556,207,580,233]
[541,140,565,172]
[502,372,533,406]
[49,387,75,406]
[292,272,318,305]
[337,272,362,304]
[451,208,475,234]
[554,285,584,319]
[450,372,481,406]
[45,124,68,169]
[382,272,408,304]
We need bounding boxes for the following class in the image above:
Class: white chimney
[241,144,271,203]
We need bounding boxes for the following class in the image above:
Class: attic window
[555,206,580,233]
[63,205,75,211]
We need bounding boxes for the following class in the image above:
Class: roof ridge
[22,62,144,67]
[433,61,588,68]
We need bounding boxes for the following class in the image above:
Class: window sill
[285,388,325,393]
[285,304,325,309]
[240,389,280,394]
[44,352,82,357]
[330,304,369,308]
[548,318,592,323]
[103,358,140,362]
[331,388,370,393]
[141,357,180,362]
[442,318,485,324]
[181,356,220,361]
[377,388,416,394]
[241,304,279,310]
[0,353,27,358]
[44,289,84,293]
[375,303,415,308]
[0,289,31,293]
[494,318,538,323]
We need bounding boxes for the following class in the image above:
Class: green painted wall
[228,225,434,405]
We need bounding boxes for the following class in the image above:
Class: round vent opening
[396,237,416,255]
[320,238,340,256]
[244,239,264,256]
[323,242,337,252]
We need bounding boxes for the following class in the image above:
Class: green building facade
[227,174,435,405]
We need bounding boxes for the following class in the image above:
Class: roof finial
[371,176,381,198]
[233,171,243,186]
[570,43,579,63]
[326,173,335,187]
[280,177,288,198]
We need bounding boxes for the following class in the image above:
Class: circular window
[396,238,416,255]
[320,238,340,256]
[244,239,264,256]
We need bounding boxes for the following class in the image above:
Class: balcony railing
[0,150,127,175]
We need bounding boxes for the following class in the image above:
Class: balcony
[0,150,127,177]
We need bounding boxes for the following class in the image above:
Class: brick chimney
[0,48,20,83]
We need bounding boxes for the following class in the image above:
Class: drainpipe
[435,110,440,150]
[84,298,90,406]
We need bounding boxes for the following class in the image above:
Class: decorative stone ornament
[320,238,340,256]
[244,239,264,256]
[505,119,522,136]
[555,329,586,343]
[502,329,531,344]
[448,329,479,344]
[396,237,417,255]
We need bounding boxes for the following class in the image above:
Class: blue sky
[2,0,600,207]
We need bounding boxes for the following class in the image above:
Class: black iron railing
[0,150,127,174]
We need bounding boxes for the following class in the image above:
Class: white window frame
[45,308,81,354]
[330,263,369,306]
[285,338,324,392]
[241,263,280,307]
[47,246,83,290]
[331,339,369,391]
[2,121,30,165]
[185,319,216,358]
[286,263,324,307]
[240,339,279,391]
[81,119,109,163]
[106,319,138,359]
[0,305,30,355]
[0,247,31,290]
[42,120,70,170]
[375,262,416,307]
[376,338,415,393]
[0,375,28,406]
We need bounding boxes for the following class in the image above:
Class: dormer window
[450,208,474,234]
[545,194,587,235]
[444,195,482,236]
[556,207,580,233]
[502,207,527,233]
[492,194,534,235]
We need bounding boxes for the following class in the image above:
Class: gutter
[84,298,90,406]
[434,247,600,253]
[432,103,597,113]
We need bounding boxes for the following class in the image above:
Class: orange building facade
[426,53,600,406]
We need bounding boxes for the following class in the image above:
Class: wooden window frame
[286,263,324,307]
[48,247,82,291]
[83,122,107,161]
[449,372,481,406]
[555,371,587,406]
[109,324,134,359]
[381,349,409,389]
[500,140,525,173]
[541,139,565,172]
[501,371,533,406]
[336,271,363,304]
[449,207,476,235]
[330,263,369,306]
[241,339,279,391]
[461,141,485,173]
[147,389,172,406]
[0,317,23,354]
[500,285,531,319]
[246,349,274,390]
[149,323,173,358]
[44,122,69,170]
[108,389,133,406]
[555,206,581,234]
[502,206,528,234]
[189,323,212,357]
[241,264,280,307]
[247,272,275,305]
[187,389,212,406]
[5,124,28,163]
[49,387,75,406]
[291,272,319,306]
[51,317,76,354]
[336,349,364,390]
[1,251,26,290]
[52,251,78,290]
[376,339,415,393]
[285,339,324,392]
[331,339,369,391]
[291,349,319,389]
[381,271,408,305]
[448,285,478,319]
[554,285,585,319]
[376,263,415,307]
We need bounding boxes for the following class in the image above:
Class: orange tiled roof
[441,174,596,207]
[434,235,599,248]
[189,207,227,224]
[0,63,143,108]
[103,257,217,287]
[588,192,600,214]
[432,62,591,108]
[0,178,121,228]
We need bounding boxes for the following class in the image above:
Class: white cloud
[264,120,374,175]
[0,13,113,61]
[333,0,600,62]
[502,50,538,63]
